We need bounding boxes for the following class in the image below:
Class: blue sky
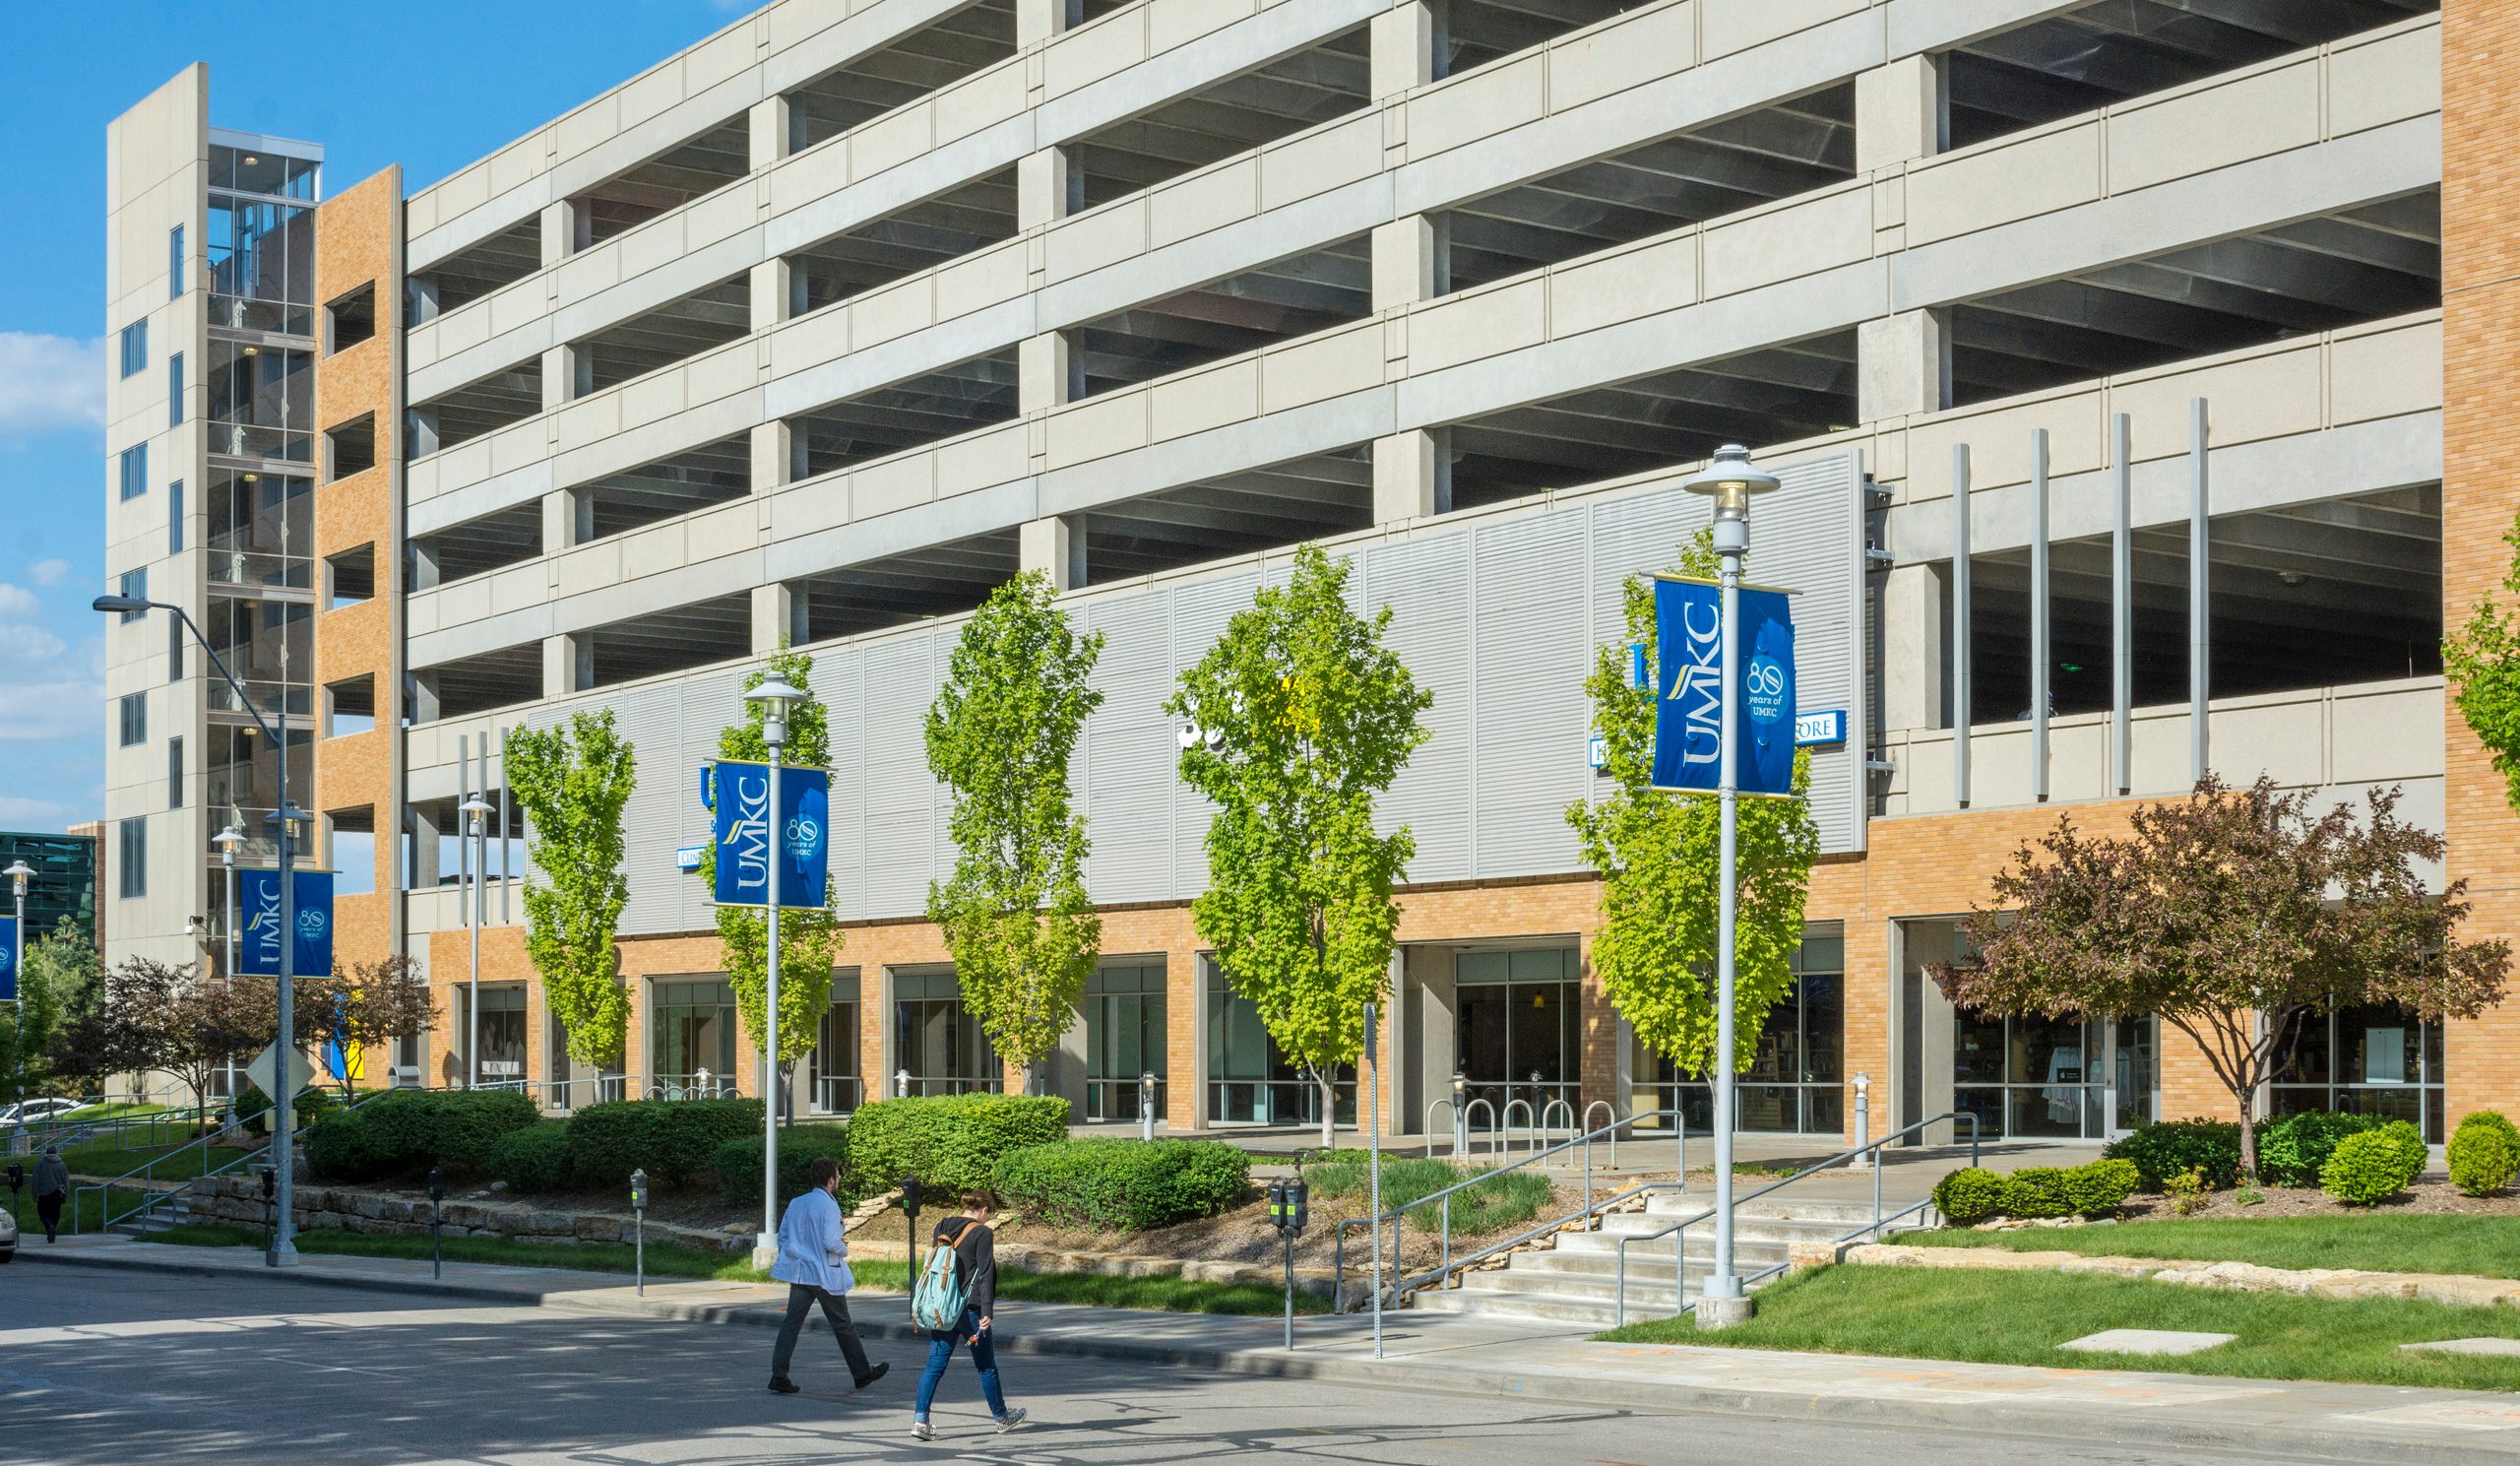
[0,0,746,831]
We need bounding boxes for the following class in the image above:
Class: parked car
[0,1098,84,1128]
[0,1203,17,1262]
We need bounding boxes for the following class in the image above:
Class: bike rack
[1583,1101,1618,1168]
[1540,1099,1576,1152]
[1501,1099,1536,1158]
[1421,1099,1460,1160]
[1459,1098,1498,1158]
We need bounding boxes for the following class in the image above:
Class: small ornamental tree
[2446,510,2520,811]
[925,571,1105,1095]
[1568,532,1820,1083]
[1166,545,1431,1146]
[1932,775,2511,1181]
[508,711,638,1072]
[303,955,437,1102]
[699,648,845,1102]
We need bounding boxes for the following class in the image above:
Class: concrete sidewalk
[24,1233,2520,1465]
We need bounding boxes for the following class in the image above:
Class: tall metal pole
[762,740,784,1257]
[11,878,24,1129]
[223,843,237,1122]
[470,804,484,1089]
[1709,507,1743,1307]
[272,737,299,1266]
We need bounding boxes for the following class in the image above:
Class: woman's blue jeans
[914,1307,1007,1423]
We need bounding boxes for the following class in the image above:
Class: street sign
[674,846,704,872]
[1796,710,1847,747]
[243,1041,315,1101]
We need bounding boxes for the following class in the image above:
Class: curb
[23,1245,2520,1466]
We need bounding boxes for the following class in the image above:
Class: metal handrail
[24,1104,224,1155]
[1610,1111,1984,1326]
[1331,1107,1691,1311]
[70,1087,403,1236]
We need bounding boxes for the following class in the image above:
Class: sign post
[1364,1000,1382,1360]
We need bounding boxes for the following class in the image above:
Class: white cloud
[0,334,105,439]
[0,585,94,742]
[28,560,68,587]
[0,795,79,831]
[0,584,40,619]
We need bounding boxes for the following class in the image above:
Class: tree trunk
[2236,1086,2258,1183]
[1318,1070,1335,1150]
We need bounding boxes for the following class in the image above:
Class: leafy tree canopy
[508,710,637,1071]
[2445,510,2520,814]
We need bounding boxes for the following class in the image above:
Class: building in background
[102,0,2508,1145]
[0,831,98,947]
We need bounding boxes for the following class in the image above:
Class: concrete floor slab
[2059,1328,2236,1356]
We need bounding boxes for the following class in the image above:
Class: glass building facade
[0,832,98,946]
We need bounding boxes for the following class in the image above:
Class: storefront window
[1207,960,1352,1126]
[651,979,737,1096]
[2270,1004,2444,1142]
[470,984,527,1083]
[1456,947,1581,1125]
[1635,927,1844,1134]
[894,968,998,1096]
[1087,961,1166,1121]
[810,968,861,1113]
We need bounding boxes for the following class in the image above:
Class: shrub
[2450,1110,2520,1197]
[488,1120,574,1193]
[2059,1157,2139,1217]
[716,1123,853,1208]
[356,1089,542,1178]
[843,1094,1070,1198]
[993,1139,1250,1231]
[2105,1118,2244,1189]
[304,1111,389,1182]
[567,1099,765,1190]
[2000,1168,2075,1220]
[2165,1165,2210,1215]
[1931,1167,2007,1225]
[2256,1111,2382,1188]
[2324,1122,2426,1206]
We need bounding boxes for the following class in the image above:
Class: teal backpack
[911,1223,971,1330]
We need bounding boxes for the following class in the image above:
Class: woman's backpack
[910,1221,972,1330]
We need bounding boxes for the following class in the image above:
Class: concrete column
[539,200,574,266]
[1855,53,1947,173]
[1019,514,1084,590]
[407,275,440,327]
[407,408,442,460]
[1373,427,1450,523]
[541,344,575,409]
[750,257,789,332]
[542,634,577,698]
[1053,994,1089,1113]
[873,968,900,1100]
[1881,562,1948,733]
[1016,146,1076,230]
[1858,308,1949,423]
[749,95,790,171]
[750,582,801,653]
[407,538,442,593]
[1370,0,1443,97]
[751,419,791,490]
[407,669,442,727]
[1372,214,1447,311]
[1016,0,1071,48]
[541,488,578,555]
[407,800,443,892]
[1413,945,1459,1145]
[1019,331,1074,414]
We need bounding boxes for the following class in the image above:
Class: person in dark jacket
[32,1145,69,1243]
[911,1190,1026,1441]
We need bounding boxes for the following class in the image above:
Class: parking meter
[631,1168,649,1295]
[902,1173,924,1271]
[4,1161,22,1199]
[630,1168,649,1211]
[426,1167,446,1279]
[1266,1176,1309,1349]
[259,1164,278,1252]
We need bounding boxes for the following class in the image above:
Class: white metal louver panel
[1166,568,1260,900]
[1470,511,1590,878]
[1754,453,1863,853]
[1079,590,1176,905]
[860,632,937,918]
[1366,533,1472,882]
[1589,491,1704,649]
[816,645,870,924]
[608,684,683,937]
[676,667,747,935]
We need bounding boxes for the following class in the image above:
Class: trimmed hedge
[844,1093,1070,1198]
[2104,1118,2244,1189]
[303,1089,539,1181]
[2323,1120,2427,1206]
[1931,1159,2138,1225]
[2256,1111,2382,1188]
[716,1123,853,1208]
[2450,1110,2520,1198]
[993,1139,1250,1231]
[489,1120,574,1193]
[567,1098,764,1190]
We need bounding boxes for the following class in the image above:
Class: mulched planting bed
[2108,1178,2520,1222]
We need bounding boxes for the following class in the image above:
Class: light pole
[460,796,494,1089]
[1678,443,1779,1325]
[96,591,307,1266]
[5,859,32,1146]
[746,672,805,1264]
[215,823,243,1126]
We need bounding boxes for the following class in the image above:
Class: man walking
[768,1155,888,1396]
[32,1145,68,1243]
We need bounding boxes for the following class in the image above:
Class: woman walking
[912,1190,1025,1441]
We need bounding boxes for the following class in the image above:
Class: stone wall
[183,1176,746,1253]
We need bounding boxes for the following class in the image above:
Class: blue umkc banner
[1650,575,1797,799]
[0,916,17,1002]
[709,760,831,910]
[236,870,336,978]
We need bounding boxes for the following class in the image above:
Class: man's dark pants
[771,1284,876,1385]
[35,1191,63,1242]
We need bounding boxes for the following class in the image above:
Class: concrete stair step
[1459,1267,1710,1304]
[1410,1288,1675,1326]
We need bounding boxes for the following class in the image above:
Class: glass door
[2110,1015,2156,1137]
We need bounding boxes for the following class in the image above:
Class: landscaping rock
[2059,1328,2235,1356]
[2401,1338,2520,1355]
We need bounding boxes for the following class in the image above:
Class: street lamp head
[1680,444,1781,523]
[266,802,312,835]
[90,593,151,616]
[2,859,32,898]
[214,823,244,865]
[746,672,806,751]
[459,796,494,834]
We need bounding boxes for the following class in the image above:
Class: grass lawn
[140,1225,1326,1316]
[1599,1265,2520,1391]
[1907,1214,2520,1280]
[1304,1156,1555,1236]
[5,1184,153,1237]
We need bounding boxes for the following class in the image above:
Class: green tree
[2445,511,2520,811]
[508,711,638,1072]
[1567,533,1820,1086]
[1166,545,1430,1146]
[698,648,844,1101]
[0,920,85,1105]
[1931,776,2510,1180]
[925,572,1104,1094]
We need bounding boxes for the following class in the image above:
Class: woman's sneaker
[911,1421,933,1442]
[995,1408,1029,1434]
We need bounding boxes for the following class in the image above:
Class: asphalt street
[1,1263,2316,1465]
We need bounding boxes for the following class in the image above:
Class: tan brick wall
[2443,0,2520,1128]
